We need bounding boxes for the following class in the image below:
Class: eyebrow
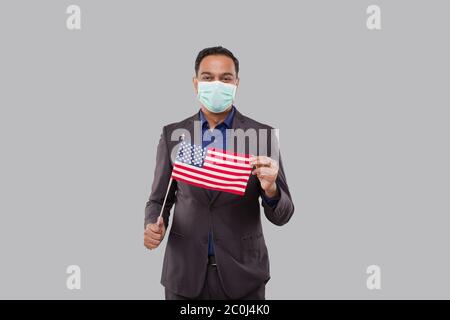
[200,71,235,77]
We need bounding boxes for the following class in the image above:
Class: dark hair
[195,46,239,76]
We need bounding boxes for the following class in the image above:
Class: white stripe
[203,161,252,174]
[172,167,248,186]
[207,150,250,162]
[204,156,252,168]
[172,173,246,193]
[174,161,250,180]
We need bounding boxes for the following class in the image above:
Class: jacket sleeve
[261,151,295,226]
[144,126,177,230]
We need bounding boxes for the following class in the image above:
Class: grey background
[0,0,449,299]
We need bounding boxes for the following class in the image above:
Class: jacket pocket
[169,230,185,238]
[241,232,263,260]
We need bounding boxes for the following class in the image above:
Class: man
[144,46,294,300]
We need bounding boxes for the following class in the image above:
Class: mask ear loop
[232,82,237,102]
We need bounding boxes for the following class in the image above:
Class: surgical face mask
[197,80,237,113]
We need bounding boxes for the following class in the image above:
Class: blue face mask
[197,80,237,113]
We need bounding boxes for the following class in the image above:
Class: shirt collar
[199,105,236,129]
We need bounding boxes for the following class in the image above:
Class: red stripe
[209,148,251,159]
[172,169,247,189]
[173,163,249,183]
[172,176,245,196]
[204,159,252,171]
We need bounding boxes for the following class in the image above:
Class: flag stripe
[204,159,253,172]
[207,150,250,162]
[174,161,250,181]
[203,162,252,174]
[204,156,252,168]
[171,173,246,194]
[172,167,248,186]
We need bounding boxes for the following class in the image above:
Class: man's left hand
[250,156,279,198]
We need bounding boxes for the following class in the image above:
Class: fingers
[252,166,276,178]
[144,237,161,250]
[144,237,161,246]
[144,219,166,250]
[250,156,272,167]
[144,226,165,250]
[148,222,163,234]
[145,227,164,240]
[250,156,278,170]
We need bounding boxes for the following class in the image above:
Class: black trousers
[165,256,266,300]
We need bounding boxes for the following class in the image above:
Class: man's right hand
[144,216,166,250]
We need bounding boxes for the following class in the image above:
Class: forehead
[198,55,236,74]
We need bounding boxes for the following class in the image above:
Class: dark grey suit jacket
[145,109,294,299]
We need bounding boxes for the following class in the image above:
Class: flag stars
[176,142,207,167]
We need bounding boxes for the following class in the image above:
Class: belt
[208,255,217,266]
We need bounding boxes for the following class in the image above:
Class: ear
[193,76,198,94]
[235,77,240,87]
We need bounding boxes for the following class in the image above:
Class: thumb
[157,216,164,229]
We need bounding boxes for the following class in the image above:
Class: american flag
[171,141,252,196]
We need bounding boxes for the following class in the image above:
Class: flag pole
[158,177,173,218]
[158,133,185,219]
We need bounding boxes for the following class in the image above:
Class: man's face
[193,54,239,95]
